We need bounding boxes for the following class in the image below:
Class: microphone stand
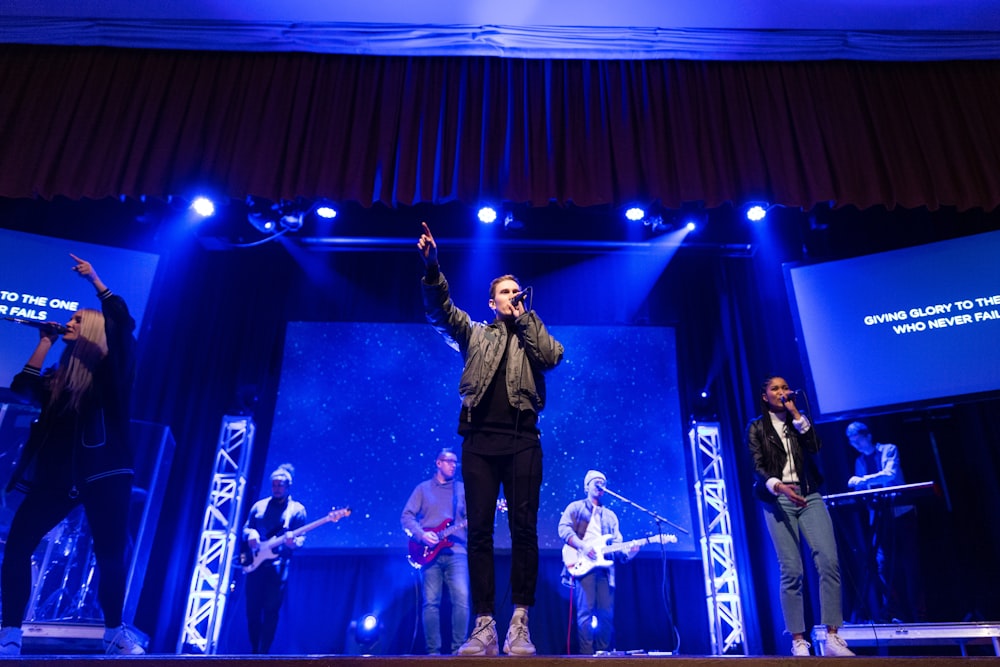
[599,485,688,535]
[600,483,686,654]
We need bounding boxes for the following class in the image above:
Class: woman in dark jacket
[0,255,144,656]
[746,375,854,657]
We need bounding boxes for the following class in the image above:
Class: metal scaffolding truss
[689,421,747,655]
[177,415,255,654]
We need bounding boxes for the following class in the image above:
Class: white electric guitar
[562,533,677,578]
[241,507,351,573]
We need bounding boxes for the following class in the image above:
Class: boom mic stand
[598,483,687,654]
[598,485,688,535]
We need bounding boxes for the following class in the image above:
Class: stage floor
[7,657,1000,665]
[17,621,1000,662]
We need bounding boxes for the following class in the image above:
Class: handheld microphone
[779,389,803,404]
[511,286,532,307]
[3,316,68,336]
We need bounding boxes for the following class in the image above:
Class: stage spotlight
[591,615,599,630]
[350,613,382,653]
[247,210,276,233]
[684,220,697,231]
[281,211,304,231]
[692,387,717,421]
[625,207,646,222]
[315,204,337,219]
[245,197,308,235]
[477,206,498,224]
[190,197,216,217]
[745,202,770,222]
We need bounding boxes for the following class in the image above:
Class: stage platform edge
[21,622,149,655]
[6,656,1000,666]
[812,621,1000,656]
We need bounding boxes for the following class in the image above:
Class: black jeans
[244,564,288,654]
[461,445,543,616]
[1,474,133,628]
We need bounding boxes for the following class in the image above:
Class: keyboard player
[845,421,927,623]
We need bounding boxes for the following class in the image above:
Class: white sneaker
[824,632,855,657]
[457,617,498,656]
[0,626,22,656]
[791,638,811,656]
[503,615,536,656]
[103,625,146,655]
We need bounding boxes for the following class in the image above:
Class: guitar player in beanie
[242,463,308,654]
[401,447,470,654]
[557,469,639,655]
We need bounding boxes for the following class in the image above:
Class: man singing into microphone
[417,222,564,656]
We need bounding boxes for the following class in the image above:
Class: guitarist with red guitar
[242,463,308,654]
[400,448,470,655]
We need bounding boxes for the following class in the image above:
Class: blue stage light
[316,205,337,219]
[477,206,498,224]
[745,204,768,222]
[190,197,215,217]
[352,612,381,651]
[625,207,646,222]
[361,614,378,632]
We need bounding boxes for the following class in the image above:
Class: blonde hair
[50,309,108,412]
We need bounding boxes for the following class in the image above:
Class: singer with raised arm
[401,447,470,655]
[557,470,639,655]
[746,376,854,657]
[241,463,307,654]
[418,222,564,656]
[0,255,144,656]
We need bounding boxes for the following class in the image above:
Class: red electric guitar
[407,518,468,569]
[406,499,507,569]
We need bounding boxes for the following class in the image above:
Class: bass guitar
[562,533,677,578]
[241,507,351,574]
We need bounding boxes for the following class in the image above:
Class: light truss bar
[177,415,254,654]
[690,421,747,655]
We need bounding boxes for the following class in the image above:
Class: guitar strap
[263,498,294,541]
[282,498,293,532]
[584,503,603,540]
[451,481,460,542]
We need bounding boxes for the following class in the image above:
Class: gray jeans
[761,491,843,634]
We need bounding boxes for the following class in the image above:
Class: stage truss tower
[178,415,255,654]
[689,421,748,655]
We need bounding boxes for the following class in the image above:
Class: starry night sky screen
[265,322,695,556]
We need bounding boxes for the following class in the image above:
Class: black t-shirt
[460,322,539,455]
[861,451,880,477]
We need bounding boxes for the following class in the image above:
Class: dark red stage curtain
[2,44,999,211]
